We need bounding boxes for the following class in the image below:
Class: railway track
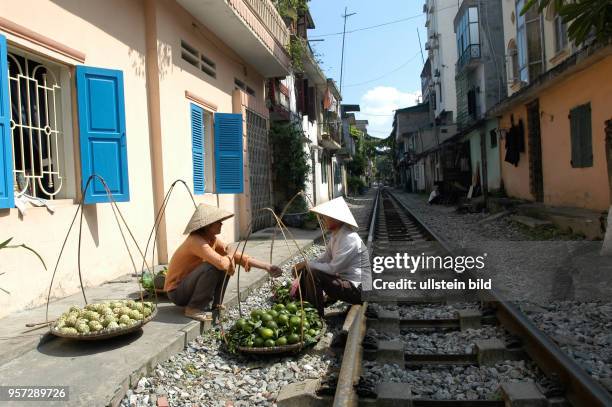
[332,187,612,407]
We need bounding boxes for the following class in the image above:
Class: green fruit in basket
[276,314,289,326]
[287,333,300,344]
[119,323,127,328]
[107,321,120,330]
[265,320,278,330]
[121,307,133,316]
[235,318,248,331]
[264,339,276,347]
[89,321,103,331]
[286,303,298,313]
[273,303,285,311]
[302,321,310,330]
[261,313,273,323]
[76,323,90,334]
[83,311,100,321]
[258,328,274,340]
[110,301,123,309]
[55,319,66,329]
[268,309,279,318]
[128,310,143,320]
[250,309,262,320]
[253,337,265,347]
[65,315,78,327]
[60,327,78,335]
[142,308,152,318]
[119,315,131,324]
[127,300,136,308]
[132,303,145,312]
[307,329,317,336]
[69,305,81,313]
[289,316,302,328]
[275,336,288,346]
[101,315,116,327]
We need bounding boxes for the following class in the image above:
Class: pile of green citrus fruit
[226,301,322,353]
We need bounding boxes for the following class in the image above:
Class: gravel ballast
[121,244,341,407]
[363,360,545,400]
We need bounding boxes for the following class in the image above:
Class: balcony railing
[456,43,481,71]
[319,122,342,144]
[241,0,290,47]
[179,0,290,76]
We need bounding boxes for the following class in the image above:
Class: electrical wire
[309,4,459,38]
[343,51,421,88]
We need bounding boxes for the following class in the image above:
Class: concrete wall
[0,0,154,318]
[500,56,612,211]
[466,119,501,191]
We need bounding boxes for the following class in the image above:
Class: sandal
[184,309,213,322]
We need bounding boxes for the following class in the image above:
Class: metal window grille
[7,52,64,199]
[246,110,272,231]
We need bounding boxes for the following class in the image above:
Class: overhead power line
[343,51,421,87]
[309,4,459,38]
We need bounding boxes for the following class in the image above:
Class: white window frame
[6,47,76,200]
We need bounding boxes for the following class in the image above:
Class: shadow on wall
[49,0,171,79]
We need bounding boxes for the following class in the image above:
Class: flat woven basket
[236,321,326,355]
[49,306,158,341]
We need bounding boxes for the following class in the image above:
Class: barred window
[7,49,75,199]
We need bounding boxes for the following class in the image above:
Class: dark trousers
[167,263,229,311]
[299,268,362,316]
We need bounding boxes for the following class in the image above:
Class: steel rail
[333,187,380,407]
[385,188,612,407]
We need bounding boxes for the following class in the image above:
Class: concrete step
[510,215,553,228]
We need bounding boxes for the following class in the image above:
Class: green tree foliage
[272,0,308,21]
[269,122,310,206]
[522,0,612,45]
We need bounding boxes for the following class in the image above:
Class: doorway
[527,100,544,202]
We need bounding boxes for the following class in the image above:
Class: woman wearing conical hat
[294,197,370,316]
[164,204,282,322]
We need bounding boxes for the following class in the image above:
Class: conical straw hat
[184,204,234,234]
[310,197,358,228]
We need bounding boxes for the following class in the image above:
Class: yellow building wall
[539,56,611,211]
[500,56,612,211]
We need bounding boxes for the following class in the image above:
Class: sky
[308,0,427,138]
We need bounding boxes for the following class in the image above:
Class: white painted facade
[424,0,459,121]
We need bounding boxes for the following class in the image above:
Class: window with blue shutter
[76,66,129,203]
[190,103,205,194]
[570,103,593,168]
[214,113,243,194]
[0,34,14,209]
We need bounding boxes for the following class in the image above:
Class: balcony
[319,122,342,150]
[302,41,327,86]
[456,44,481,72]
[177,0,291,77]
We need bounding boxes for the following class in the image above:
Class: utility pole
[339,7,356,95]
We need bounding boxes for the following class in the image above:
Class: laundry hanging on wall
[504,115,525,166]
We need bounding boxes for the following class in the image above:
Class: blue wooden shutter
[190,103,205,194]
[76,66,129,203]
[0,34,14,209]
[214,113,243,193]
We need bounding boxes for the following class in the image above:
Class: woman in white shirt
[294,197,370,316]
